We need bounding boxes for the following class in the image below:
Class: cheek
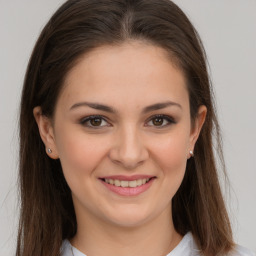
[149,130,190,171]
[54,129,108,179]
[161,139,188,171]
[157,140,188,192]
[148,129,190,196]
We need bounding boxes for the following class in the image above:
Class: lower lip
[100,178,155,196]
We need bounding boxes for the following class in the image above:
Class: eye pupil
[153,117,163,126]
[90,118,102,126]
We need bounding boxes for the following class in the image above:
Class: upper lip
[99,175,156,181]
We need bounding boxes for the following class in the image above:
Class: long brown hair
[17,0,234,255]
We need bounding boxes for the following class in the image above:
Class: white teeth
[104,178,152,187]
[120,181,129,187]
[114,180,121,186]
[136,179,142,186]
[128,180,137,188]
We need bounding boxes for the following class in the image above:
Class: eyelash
[80,114,176,128]
[146,114,176,127]
[80,115,110,128]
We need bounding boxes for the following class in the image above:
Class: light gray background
[0,0,255,255]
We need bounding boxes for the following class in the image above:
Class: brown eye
[90,118,102,126]
[147,115,175,128]
[152,117,164,126]
[80,115,109,128]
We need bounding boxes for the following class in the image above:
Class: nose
[108,126,149,170]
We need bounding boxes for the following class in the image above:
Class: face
[35,41,206,229]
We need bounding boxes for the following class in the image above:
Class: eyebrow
[70,102,117,113]
[142,101,182,113]
[69,101,182,113]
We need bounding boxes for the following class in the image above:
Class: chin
[102,206,159,228]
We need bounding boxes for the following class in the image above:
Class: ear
[33,106,59,159]
[188,105,207,158]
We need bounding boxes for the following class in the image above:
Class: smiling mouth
[101,177,154,188]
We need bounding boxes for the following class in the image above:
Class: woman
[17,0,255,255]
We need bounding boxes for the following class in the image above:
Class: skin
[34,41,206,256]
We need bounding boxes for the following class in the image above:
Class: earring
[47,148,52,154]
[189,150,194,157]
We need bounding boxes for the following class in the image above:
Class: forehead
[59,41,189,110]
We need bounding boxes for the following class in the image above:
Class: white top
[60,232,255,256]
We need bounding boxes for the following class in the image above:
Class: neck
[70,205,182,256]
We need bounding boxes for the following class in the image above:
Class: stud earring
[189,150,194,157]
[47,148,52,154]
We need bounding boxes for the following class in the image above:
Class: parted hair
[17,0,234,255]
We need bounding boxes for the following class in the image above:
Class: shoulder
[167,232,200,256]
[60,239,87,256]
[228,245,255,256]
[170,233,255,256]
[60,239,72,256]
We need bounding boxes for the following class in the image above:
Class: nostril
[108,140,149,169]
